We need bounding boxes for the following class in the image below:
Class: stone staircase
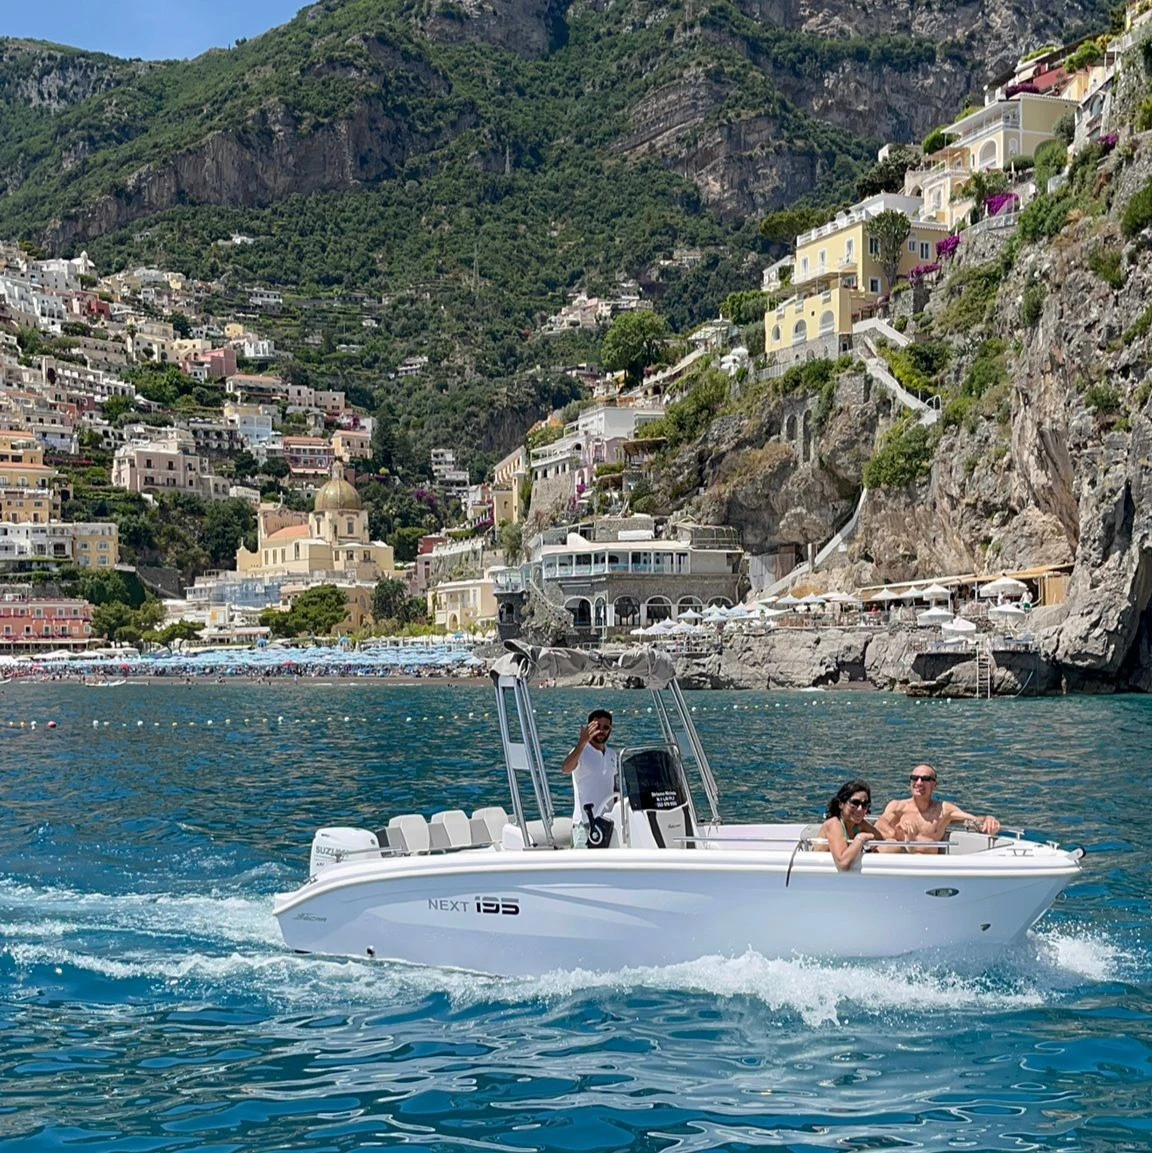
[758,488,869,598]
[855,328,940,428]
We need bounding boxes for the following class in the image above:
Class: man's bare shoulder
[885,798,917,814]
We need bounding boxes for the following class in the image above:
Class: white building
[224,402,276,447]
[0,520,118,567]
[112,428,232,501]
[247,288,283,310]
[242,338,276,359]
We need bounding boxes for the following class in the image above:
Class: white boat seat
[798,823,827,849]
[470,806,510,846]
[430,809,472,850]
[388,813,430,854]
[525,817,574,848]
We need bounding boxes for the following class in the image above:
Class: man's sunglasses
[910,775,937,784]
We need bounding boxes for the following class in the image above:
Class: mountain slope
[0,0,1113,248]
[0,1,1116,478]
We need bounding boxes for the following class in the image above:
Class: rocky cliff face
[0,0,1115,245]
[45,95,446,252]
[651,39,1152,691]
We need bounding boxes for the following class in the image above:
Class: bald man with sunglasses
[874,764,1000,853]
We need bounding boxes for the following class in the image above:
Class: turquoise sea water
[1,682,1149,1152]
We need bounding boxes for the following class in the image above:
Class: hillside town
[0,2,1146,670]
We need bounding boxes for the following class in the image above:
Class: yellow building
[0,432,61,524]
[492,487,518,526]
[945,92,1077,169]
[0,431,44,466]
[427,571,499,631]
[331,429,372,463]
[908,93,1080,225]
[236,474,395,583]
[766,285,866,357]
[764,194,947,359]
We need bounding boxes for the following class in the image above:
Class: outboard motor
[621,747,694,849]
[309,827,379,877]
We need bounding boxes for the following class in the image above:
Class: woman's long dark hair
[827,778,871,819]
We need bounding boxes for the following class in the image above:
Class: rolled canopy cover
[490,640,678,688]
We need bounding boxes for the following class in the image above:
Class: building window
[907,239,917,252]
[869,278,881,293]
[920,242,931,260]
[771,325,781,343]
[869,238,880,257]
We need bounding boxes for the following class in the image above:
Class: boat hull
[274,846,1080,975]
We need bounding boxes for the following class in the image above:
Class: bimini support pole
[492,671,556,848]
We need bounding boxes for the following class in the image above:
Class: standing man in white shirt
[562,708,619,848]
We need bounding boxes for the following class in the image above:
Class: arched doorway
[565,598,592,629]
[645,596,673,625]
[614,596,640,627]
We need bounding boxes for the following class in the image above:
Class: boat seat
[525,816,575,849]
[798,823,827,850]
[387,813,430,854]
[430,809,472,850]
[470,806,510,846]
[374,827,400,855]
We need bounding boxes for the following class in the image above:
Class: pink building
[282,436,334,478]
[0,592,93,649]
[188,348,238,380]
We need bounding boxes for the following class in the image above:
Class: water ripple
[0,683,1149,1152]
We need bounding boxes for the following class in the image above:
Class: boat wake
[0,877,1136,1027]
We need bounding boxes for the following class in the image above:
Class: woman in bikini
[816,778,891,870]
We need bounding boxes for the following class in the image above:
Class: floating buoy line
[0,696,941,731]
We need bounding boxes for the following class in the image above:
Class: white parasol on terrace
[677,608,703,622]
[777,594,800,607]
[756,594,779,605]
[872,587,903,603]
[940,616,977,634]
[917,606,954,628]
[988,602,1028,625]
[669,620,697,635]
[799,594,827,606]
[979,576,1029,599]
[825,591,860,604]
[921,583,952,602]
[726,604,753,619]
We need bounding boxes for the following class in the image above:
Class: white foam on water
[1,878,1141,1024]
[506,951,1047,1028]
[0,877,280,948]
[1027,924,1137,983]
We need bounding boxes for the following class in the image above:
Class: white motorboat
[274,644,1084,976]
